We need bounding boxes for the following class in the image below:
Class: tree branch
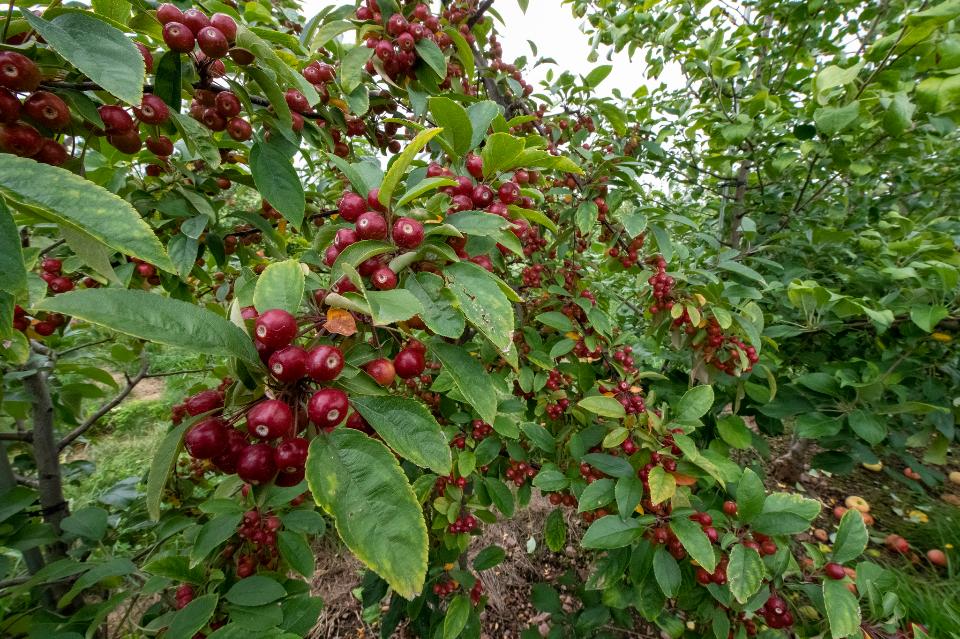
[57,352,149,451]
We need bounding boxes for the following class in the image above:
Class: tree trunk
[769,437,810,485]
[0,442,46,575]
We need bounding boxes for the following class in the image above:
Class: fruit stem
[2,0,16,42]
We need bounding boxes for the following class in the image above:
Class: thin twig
[57,337,111,357]
[57,353,149,451]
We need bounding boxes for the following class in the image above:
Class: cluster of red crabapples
[0,51,73,163]
[505,459,537,487]
[599,380,646,416]
[448,512,478,535]
[433,576,484,605]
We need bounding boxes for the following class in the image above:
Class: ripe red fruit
[393,347,426,379]
[375,39,394,61]
[926,549,947,566]
[34,320,56,336]
[305,345,344,382]
[356,211,387,240]
[0,122,43,157]
[397,32,415,51]
[498,181,520,204]
[185,417,227,459]
[392,217,424,249]
[236,444,277,484]
[465,153,483,179]
[367,188,386,212]
[23,91,71,130]
[48,276,74,293]
[334,227,359,250]
[386,13,408,35]
[0,52,41,91]
[254,309,298,349]
[109,129,142,154]
[760,540,778,556]
[0,87,21,124]
[35,139,68,166]
[722,500,737,516]
[162,22,196,52]
[284,88,310,113]
[274,437,308,472]
[215,91,241,117]
[185,389,223,416]
[135,42,154,73]
[134,94,170,125]
[338,191,366,222]
[146,135,174,157]
[227,117,252,141]
[370,267,397,290]
[307,388,349,430]
[246,399,294,440]
[41,258,62,274]
[824,562,846,580]
[197,27,229,58]
[471,184,494,207]
[213,429,249,473]
[364,358,396,386]
[156,3,184,24]
[695,567,712,585]
[98,105,135,134]
[210,13,237,41]
[268,345,308,382]
[181,8,211,34]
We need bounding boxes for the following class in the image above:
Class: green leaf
[581,515,643,549]
[428,339,497,425]
[366,289,424,326]
[727,544,764,604]
[823,579,861,638]
[544,508,566,552]
[615,476,644,517]
[330,240,393,287]
[735,468,765,523]
[404,272,465,338]
[647,466,676,505]
[444,261,515,352]
[832,509,868,564]
[446,28,475,82]
[473,545,506,571]
[717,415,752,449]
[429,97,473,158]
[170,112,221,168]
[58,558,135,607]
[278,531,315,578]
[520,422,555,453]
[415,38,447,78]
[153,50,183,112]
[577,395,626,419]
[466,101,501,150]
[379,128,444,206]
[146,421,190,520]
[581,453,634,478]
[752,492,820,535]
[281,509,326,535]
[670,516,716,572]
[584,65,612,88]
[61,506,108,540]
[0,200,26,295]
[35,289,260,366]
[253,259,304,315]
[306,429,428,599]
[481,132,525,178]
[718,260,766,285]
[339,45,374,93]
[225,576,286,606]
[443,595,470,639]
[577,478,615,512]
[846,410,886,445]
[676,385,714,421]
[909,305,949,332]
[21,11,144,105]
[350,395,451,474]
[250,139,305,227]
[311,19,354,50]
[190,513,242,567]
[485,477,515,517]
[652,547,681,597]
[167,594,219,639]
[0,155,172,272]
[531,465,568,491]
[814,101,861,136]
[397,176,458,207]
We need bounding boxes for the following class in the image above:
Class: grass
[884,562,960,638]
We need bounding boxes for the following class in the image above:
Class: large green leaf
[35,289,260,366]
[225,576,286,606]
[253,259,305,314]
[577,395,626,419]
[675,385,714,421]
[466,101,500,150]
[444,261,515,351]
[735,468,766,523]
[751,492,820,535]
[306,430,428,599]
[190,513,242,567]
[429,97,473,158]
[0,155,172,272]
[166,594,219,639]
[727,544,764,604]
[404,272,465,338]
[481,132,525,178]
[652,547,681,597]
[0,200,26,295]
[823,579,861,637]
[832,509,868,564]
[145,421,189,521]
[428,339,497,424]
[366,289,424,326]
[670,516,717,572]
[250,138,305,227]
[21,11,144,105]
[379,128,444,206]
[581,515,643,549]
[350,395,451,474]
